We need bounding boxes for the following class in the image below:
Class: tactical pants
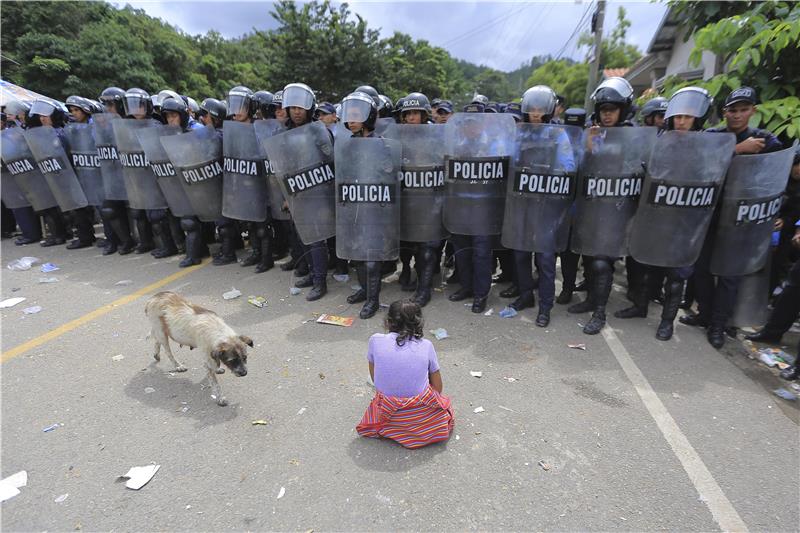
[11,206,42,241]
[514,251,556,311]
[303,240,329,285]
[760,260,800,337]
[452,234,493,298]
[693,239,740,328]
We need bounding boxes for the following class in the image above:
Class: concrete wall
[664,30,717,80]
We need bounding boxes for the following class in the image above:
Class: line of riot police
[1,78,794,351]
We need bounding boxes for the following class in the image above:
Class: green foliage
[577,7,642,69]
[525,60,589,108]
[661,1,799,141]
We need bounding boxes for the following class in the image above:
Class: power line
[441,2,535,49]
[553,0,595,61]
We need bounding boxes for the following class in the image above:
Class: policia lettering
[181,160,223,185]
[734,193,782,226]
[582,176,642,198]
[5,159,35,175]
[37,157,63,174]
[647,180,717,208]
[96,145,119,161]
[339,182,397,204]
[283,162,335,195]
[401,166,445,189]
[447,157,510,181]
[150,161,176,178]
[224,157,260,177]
[513,172,574,196]
[71,153,101,169]
[119,152,149,168]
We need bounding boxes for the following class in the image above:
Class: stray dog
[145,291,253,406]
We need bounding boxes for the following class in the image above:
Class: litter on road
[0,471,27,502]
[251,420,269,425]
[111,354,125,362]
[38,277,58,283]
[118,464,160,490]
[470,371,483,378]
[473,406,485,413]
[223,288,242,300]
[115,280,133,286]
[773,388,798,401]
[538,460,551,471]
[277,487,286,499]
[54,493,69,503]
[22,306,42,315]
[289,287,302,296]
[0,297,26,308]
[568,343,587,351]
[498,307,517,318]
[498,405,515,412]
[247,295,267,308]
[332,273,349,283]
[316,314,354,326]
[7,257,39,271]
[430,328,449,340]
[40,263,60,273]
[483,308,494,316]
[42,423,62,432]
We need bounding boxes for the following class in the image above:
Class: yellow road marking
[1,259,209,363]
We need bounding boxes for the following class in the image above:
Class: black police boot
[295,275,314,288]
[744,329,783,344]
[41,209,67,247]
[255,229,275,274]
[471,296,488,314]
[66,207,96,249]
[280,258,297,271]
[294,259,310,277]
[151,218,179,259]
[109,217,136,255]
[399,262,415,292]
[307,278,327,302]
[412,249,435,307]
[347,264,367,304]
[679,312,709,328]
[614,287,649,319]
[102,236,119,256]
[509,291,535,311]
[212,225,237,265]
[707,325,726,349]
[132,212,154,254]
[656,279,683,341]
[359,263,381,318]
[583,309,606,335]
[448,287,474,302]
[536,308,551,327]
[500,285,520,298]
[567,296,594,314]
[240,235,262,267]
[556,288,573,305]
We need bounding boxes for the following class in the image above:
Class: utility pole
[584,0,606,112]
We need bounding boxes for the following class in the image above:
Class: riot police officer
[253,91,274,120]
[640,97,668,129]
[568,77,635,335]
[198,98,226,129]
[680,86,783,348]
[284,82,330,301]
[432,100,454,124]
[98,86,137,254]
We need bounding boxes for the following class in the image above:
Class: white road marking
[602,326,749,533]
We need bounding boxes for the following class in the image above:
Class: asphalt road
[1,238,798,532]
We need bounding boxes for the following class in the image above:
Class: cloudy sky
[120,0,667,72]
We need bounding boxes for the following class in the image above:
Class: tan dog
[145,291,253,406]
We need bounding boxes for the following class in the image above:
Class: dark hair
[384,299,424,347]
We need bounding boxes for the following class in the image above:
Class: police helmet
[591,77,634,123]
[29,98,67,128]
[355,85,380,105]
[5,99,31,118]
[227,86,255,119]
[282,83,316,114]
[199,97,226,124]
[463,102,485,113]
[156,90,182,108]
[341,91,378,131]
[665,87,713,131]
[521,85,558,122]
[377,95,394,118]
[161,97,190,130]
[400,92,432,120]
[123,88,153,118]
[185,97,199,117]
[564,108,587,128]
[485,102,500,113]
[472,94,489,106]
[639,96,668,125]
[253,91,274,118]
[99,87,126,115]
[269,90,284,117]
[65,95,93,115]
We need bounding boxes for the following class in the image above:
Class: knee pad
[180,217,199,232]
[147,209,167,223]
[591,258,613,276]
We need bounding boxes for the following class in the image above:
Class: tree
[578,6,641,69]
[525,60,589,108]
[664,0,799,138]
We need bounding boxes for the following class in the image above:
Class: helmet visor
[665,90,710,120]
[30,100,57,117]
[124,94,148,116]
[521,88,556,115]
[227,93,250,117]
[592,77,633,100]
[282,85,314,110]
[341,98,372,123]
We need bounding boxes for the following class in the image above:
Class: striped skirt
[356,385,455,449]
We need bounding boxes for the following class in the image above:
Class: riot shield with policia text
[137,124,194,218]
[1,127,58,211]
[63,123,105,206]
[253,118,290,221]
[23,125,88,212]
[222,120,269,222]
[112,118,168,210]
[92,113,128,201]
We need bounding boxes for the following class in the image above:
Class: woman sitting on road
[356,300,454,448]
